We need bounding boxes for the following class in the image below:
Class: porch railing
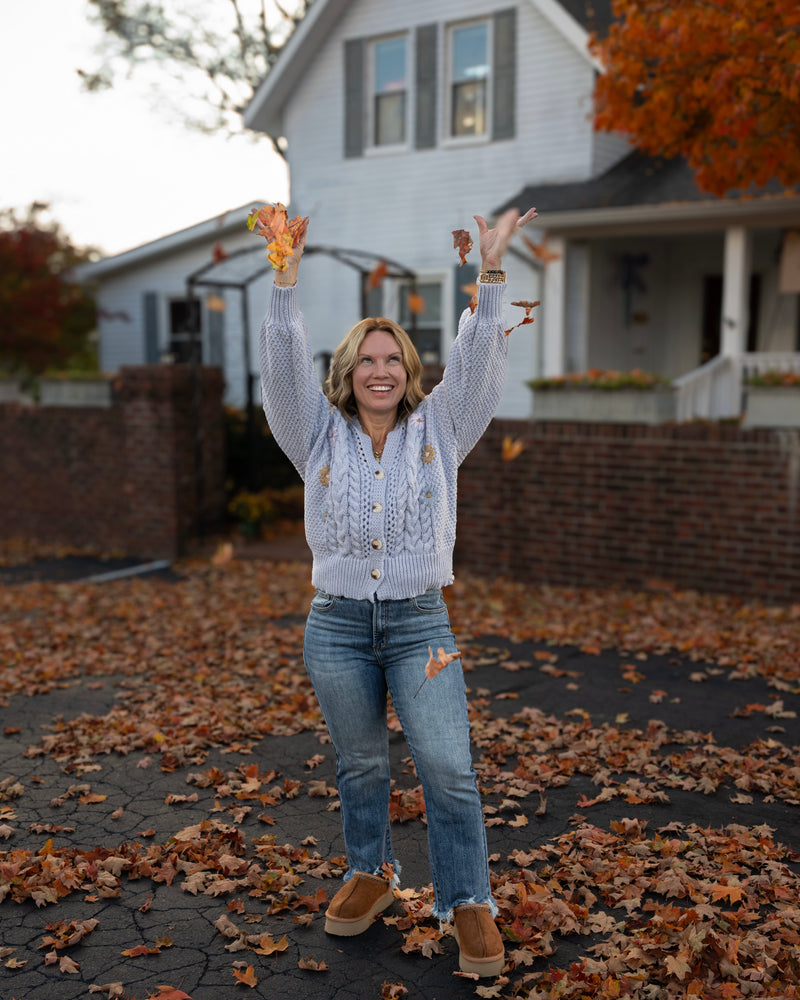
[673,352,800,421]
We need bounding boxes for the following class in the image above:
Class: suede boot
[453,904,505,977]
[324,872,394,936]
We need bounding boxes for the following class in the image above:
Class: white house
[242,0,800,417]
[81,203,276,408]
[85,0,800,418]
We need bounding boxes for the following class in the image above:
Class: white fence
[674,352,800,421]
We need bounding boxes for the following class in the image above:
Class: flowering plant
[745,370,800,387]
[528,368,669,390]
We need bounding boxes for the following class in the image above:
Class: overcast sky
[1,0,289,256]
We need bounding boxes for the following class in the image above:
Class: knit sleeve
[429,281,508,464]
[258,284,330,481]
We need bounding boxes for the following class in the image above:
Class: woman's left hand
[474,207,538,270]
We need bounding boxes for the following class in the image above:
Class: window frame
[167,297,203,364]
[366,32,411,153]
[397,276,445,366]
[444,17,493,145]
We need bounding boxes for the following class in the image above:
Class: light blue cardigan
[259,280,507,601]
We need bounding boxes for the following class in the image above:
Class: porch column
[542,236,567,375]
[721,226,752,356]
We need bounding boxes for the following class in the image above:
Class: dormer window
[371,35,408,146]
[449,21,489,137]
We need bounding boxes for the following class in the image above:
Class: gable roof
[499,152,800,233]
[78,202,264,280]
[243,0,609,137]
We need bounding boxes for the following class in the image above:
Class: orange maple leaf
[413,647,462,698]
[406,292,426,315]
[452,228,474,266]
[369,260,389,289]
[522,234,560,265]
[708,882,747,903]
[146,989,193,1000]
[502,436,526,462]
[233,964,258,987]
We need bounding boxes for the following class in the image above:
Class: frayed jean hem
[343,859,402,891]
[435,894,498,926]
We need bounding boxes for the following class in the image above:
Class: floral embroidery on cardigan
[318,465,330,487]
[421,445,436,465]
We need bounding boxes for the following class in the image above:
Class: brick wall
[0,366,225,559]
[455,420,800,602]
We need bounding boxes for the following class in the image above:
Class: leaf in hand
[414,647,461,698]
[452,229,474,266]
[247,203,307,272]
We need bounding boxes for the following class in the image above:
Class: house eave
[243,0,603,138]
[78,203,263,281]
[243,0,353,136]
[539,195,800,238]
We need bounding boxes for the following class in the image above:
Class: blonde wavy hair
[324,317,425,422]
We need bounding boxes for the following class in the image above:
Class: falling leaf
[413,647,462,698]
[369,260,389,289]
[522,234,560,265]
[501,436,526,462]
[504,299,540,336]
[452,228,473,265]
[406,291,425,315]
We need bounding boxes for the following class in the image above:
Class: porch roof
[500,152,800,236]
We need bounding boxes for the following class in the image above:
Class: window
[449,21,489,137]
[168,299,202,364]
[399,281,442,365]
[372,36,407,146]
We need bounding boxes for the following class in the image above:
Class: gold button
[372,502,383,513]
[375,469,385,480]
[371,538,382,550]
[370,569,381,580]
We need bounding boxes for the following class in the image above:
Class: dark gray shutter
[415,24,438,149]
[454,264,479,327]
[344,38,365,158]
[492,8,516,141]
[143,292,159,363]
[208,307,225,368]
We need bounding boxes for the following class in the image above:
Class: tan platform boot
[452,904,505,977]
[324,872,395,936]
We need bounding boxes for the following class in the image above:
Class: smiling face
[351,328,408,423]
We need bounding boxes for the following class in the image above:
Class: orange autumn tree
[590,0,800,196]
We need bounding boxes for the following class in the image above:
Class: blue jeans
[303,587,495,922]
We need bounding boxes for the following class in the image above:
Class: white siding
[95,229,274,407]
[275,0,598,416]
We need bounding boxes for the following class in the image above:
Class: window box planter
[529,371,676,424]
[39,377,113,408]
[743,386,800,428]
[0,379,30,404]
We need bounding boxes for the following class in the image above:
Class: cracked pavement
[1,557,799,999]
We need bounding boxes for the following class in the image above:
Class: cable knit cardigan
[259,280,508,601]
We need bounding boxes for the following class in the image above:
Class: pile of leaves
[1,552,798,998]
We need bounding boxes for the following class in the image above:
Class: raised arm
[433,207,537,462]
[258,222,330,480]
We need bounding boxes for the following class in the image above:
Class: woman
[259,206,537,978]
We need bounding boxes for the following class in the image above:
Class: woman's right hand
[275,218,309,287]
